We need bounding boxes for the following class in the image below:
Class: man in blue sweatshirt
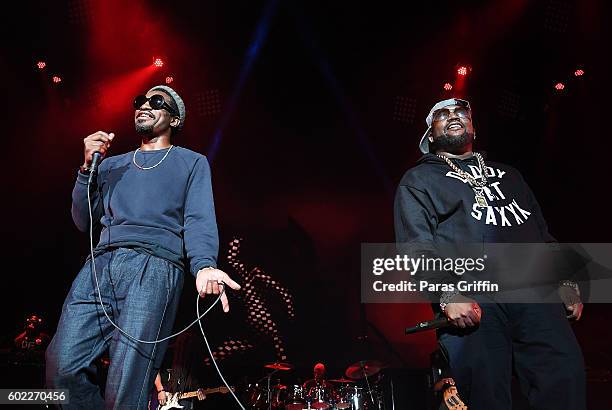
[46,85,240,409]
[394,98,585,409]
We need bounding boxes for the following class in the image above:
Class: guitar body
[158,393,184,410]
[158,386,233,410]
[442,385,467,410]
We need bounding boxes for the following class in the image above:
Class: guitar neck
[178,387,227,400]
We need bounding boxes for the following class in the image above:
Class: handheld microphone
[88,151,102,186]
[405,317,450,334]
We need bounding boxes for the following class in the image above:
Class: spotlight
[443,83,453,91]
[574,69,584,77]
[554,82,565,91]
[455,64,472,77]
[68,0,94,25]
[153,58,164,68]
[195,89,222,117]
[393,96,417,124]
[52,76,62,84]
[545,0,570,33]
[36,61,46,70]
[165,76,174,84]
[497,89,521,119]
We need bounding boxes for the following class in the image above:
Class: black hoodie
[394,153,554,296]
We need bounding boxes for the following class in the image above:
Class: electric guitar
[434,378,467,410]
[158,386,233,410]
[442,384,467,410]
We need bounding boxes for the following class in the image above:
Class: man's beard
[135,121,154,135]
[429,129,474,154]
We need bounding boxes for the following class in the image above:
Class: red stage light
[52,76,62,84]
[554,82,565,91]
[457,66,468,76]
[574,69,584,77]
[443,83,453,91]
[36,61,46,70]
[153,58,164,68]
[165,76,174,84]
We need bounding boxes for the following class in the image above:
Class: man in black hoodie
[394,98,585,409]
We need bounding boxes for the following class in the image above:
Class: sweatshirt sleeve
[71,170,104,233]
[183,156,219,276]
[394,183,459,299]
[394,184,436,244]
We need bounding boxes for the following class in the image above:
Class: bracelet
[439,290,460,312]
[559,280,580,296]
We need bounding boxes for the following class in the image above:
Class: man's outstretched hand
[195,268,241,312]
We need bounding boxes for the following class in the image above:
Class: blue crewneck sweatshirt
[72,146,219,276]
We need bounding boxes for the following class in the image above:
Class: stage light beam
[554,82,565,91]
[165,76,174,84]
[36,61,46,70]
[574,69,584,77]
[153,58,164,68]
[52,76,62,84]
[457,66,468,76]
[443,83,453,91]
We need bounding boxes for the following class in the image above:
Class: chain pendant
[437,153,490,207]
[473,187,488,208]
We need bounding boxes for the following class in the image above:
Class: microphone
[88,151,102,186]
[405,317,450,335]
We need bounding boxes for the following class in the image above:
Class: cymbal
[264,362,294,371]
[329,378,355,383]
[345,360,385,380]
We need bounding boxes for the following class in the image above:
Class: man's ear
[170,117,181,128]
[428,131,434,143]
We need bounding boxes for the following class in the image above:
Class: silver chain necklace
[436,152,490,207]
[132,145,174,170]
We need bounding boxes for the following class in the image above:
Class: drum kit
[243,360,386,410]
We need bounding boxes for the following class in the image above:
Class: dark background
[1,0,611,407]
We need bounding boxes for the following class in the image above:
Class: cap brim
[419,128,431,154]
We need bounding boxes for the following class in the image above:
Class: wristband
[439,290,460,312]
[559,280,580,296]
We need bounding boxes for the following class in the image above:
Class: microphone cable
[87,167,245,409]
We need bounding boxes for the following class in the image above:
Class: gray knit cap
[147,85,186,132]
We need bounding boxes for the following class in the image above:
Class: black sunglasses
[133,94,177,115]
